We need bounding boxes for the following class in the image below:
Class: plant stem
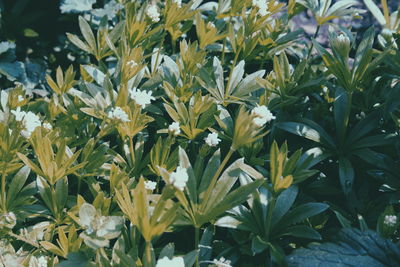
[306,25,321,60]
[129,137,135,166]
[221,16,233,63]
[194,227,200,267]
[144,241,153,267]
[1,161,7,212]
[224,46,243,104]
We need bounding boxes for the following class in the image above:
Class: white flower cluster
[11,107,42,138]
[169,166,189,191]
[0,212,16,229]
[92,0,124,20]
[129,88,155,108]
[60,0,95,14]
[79,204,124,249]
[384,215,397,227]
[42,122,52,131]
[29,255,48,267]
[107,107,130,122]
[251,106,276,127]
[173,0,182,8]
[205,132,221,147]
[144,180,157,191]
[168,122,181,136]
[251,105,276,127]
[146,4,160,23]
[156,256,184,267]
[212,257,232,267]
[336,33,350,46]
[252,0,269,16]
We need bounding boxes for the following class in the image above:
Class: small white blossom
[168,122,181,136]
[60,0,96,13]
[17,95,24,102]
[205,132,221,147]
[337,33,350,45]
[126,60,138,68]
[207,22,216,29]
[11,107,26,121]
[107,107,130,122]
[42,122,52,131]
[92,1,124,20]
[173,0,182,8]
[212,257,232,267]
[129,88,155,108]
[28,255,48,267]
[21,112,41,138]
[144,181,157,191]
[169,166,189,191]
[384,215,397,227]
[146,4,160,23]
[252,0,269,16]
[0,212,16,229]
[156,256,185,267]
[251,105,275,126]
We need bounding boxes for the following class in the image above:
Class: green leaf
[278,202,329,229]
[203,179,264,225]
[55,177,68,210]
[286,228,400,266]
[78,16,96,52]
[199,226,214,261]
[7,166,30,204]
[283,225,322,240]
[159,243,175,259]
[338,157,354,194]
[363,0,386,25]
[334,87,350,142]
[58,252,93,267]
[271,186,298,227]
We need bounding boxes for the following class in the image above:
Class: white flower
[146,4,160,23]
[28,255,48,267]
[207,22,216,29]
[337,33,350,46]
[126,60,138,68]
[92,1,124,20]
[384,215,397,227]
[205,132,221,147]
[129,88,155,108]
[144,181,157,191]
[60,0,96,13]
[42,122,52,131]
[169,166,189,191]
[107,107,130,122]
[17,95,24,102]
[173,0,182,8]
[251,105,275,126]
[212,257,232,267]
[0,41,16,55]
[21,112,41,138]
[168,122,181,136]
[0,212,16,229]
[11,107,26,121]
[155,256,185,267]
[252,0,269,16]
